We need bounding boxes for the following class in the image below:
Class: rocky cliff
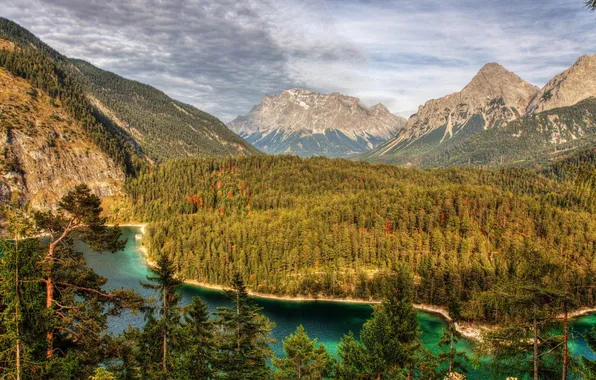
[0,66,123,210]
[364,63,539,163]
[526,54,596,115]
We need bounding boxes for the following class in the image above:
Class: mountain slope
[364,63,539,164]
[0,65,124,209]
[228,89,406,157]
[418,97,596,168]
[72,59,259,160]
[0,17,258,164]
[526,54,596,115]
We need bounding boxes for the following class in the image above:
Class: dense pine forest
[115,154,596,325]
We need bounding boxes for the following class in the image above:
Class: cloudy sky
[3,0,596,121]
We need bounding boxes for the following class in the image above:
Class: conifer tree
[179,297,216,379]
[33,184,135,358]
[137,254,184,378]
[272,325,334,379]
[580,328,596,378]
[336,331,369,379]
[437,324,467,378]
[214,273,274,379]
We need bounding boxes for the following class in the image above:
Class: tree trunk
[533,305,539,380]
[45,240,55,359]
[162,286,167,375]
[562,300,568,380]
[449,326,454,374]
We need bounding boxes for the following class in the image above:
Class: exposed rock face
[0,67,123,210]
[227,89,406,157]
[526,54,596,114]
[365,63,539,162]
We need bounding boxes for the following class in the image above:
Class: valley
[1,8,596,379]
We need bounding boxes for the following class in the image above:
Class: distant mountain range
[227,89,406,158]
[363,55,596,167]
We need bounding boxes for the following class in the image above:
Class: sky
[3,0,596,122]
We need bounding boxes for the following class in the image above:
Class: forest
[114,153,596,325]
[0,186,470,379]
[1,185,595,379]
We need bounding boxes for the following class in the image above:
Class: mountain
[419,97,596,168]
[526,54,596,114]
[364,63,539,164]
[0,18,258,165]
[227,89,406,157]
[0,17,258,209]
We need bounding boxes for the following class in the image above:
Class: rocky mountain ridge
[365,63,540,163]
[228,89,406,157]
[526,54,596,115]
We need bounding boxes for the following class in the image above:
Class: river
[80,227,595,378]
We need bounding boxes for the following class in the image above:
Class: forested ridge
[71,59,260,160]
[117,154,596,324]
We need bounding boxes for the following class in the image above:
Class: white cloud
[2,0,596,121]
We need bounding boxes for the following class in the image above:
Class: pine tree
[0,238,46,378]
[33,184,135,358]
[137,254,184,378]
[179,297,216,379]
[336,331,369,379]
[1,185,142,378]
[337,267,429,379]
[214,273,274,379]
[360,266,423,378]
[437,323,467,378]
[580,328,596,378]
[272,325,334,379]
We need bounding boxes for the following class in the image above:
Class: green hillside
[71,59,260,160]
[114,155,596,323]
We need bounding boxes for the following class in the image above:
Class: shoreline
[124,224,594,342]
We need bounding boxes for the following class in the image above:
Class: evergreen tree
[272,325,334,379]
[33,184,140,362]
[214,273,274,379]
[0,238,46,379]
[136,254,184,379]
[179,297,216,379]
[360,266,424,378]
[336,331,369,379]
[436,324,467,378]
[337,267,430,379]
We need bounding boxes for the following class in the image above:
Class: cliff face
[0,66,123,210]
[228,89,406,157]
[526,54,596,115]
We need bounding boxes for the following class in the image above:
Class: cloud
[2,0,596,121]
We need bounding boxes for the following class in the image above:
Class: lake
[81,226,595,378]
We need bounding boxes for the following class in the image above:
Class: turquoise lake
[80,227,595,379]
